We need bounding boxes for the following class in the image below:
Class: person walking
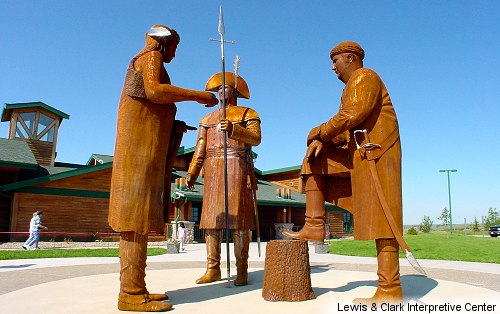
[22,211,48,250]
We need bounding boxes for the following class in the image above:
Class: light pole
[439,169,457,235]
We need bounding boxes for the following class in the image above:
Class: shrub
[407,227,418,235]
[472,217,480,232]
[419,216,433,233]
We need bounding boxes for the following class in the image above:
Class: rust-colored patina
[283,41,403,304]
[108,24,217,312]
[262,240,316,302]
[187,72,261,286]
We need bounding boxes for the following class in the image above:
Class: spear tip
[218,5,225,36]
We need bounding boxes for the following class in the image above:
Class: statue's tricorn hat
[330,41,365,60]
[205,72,250,99]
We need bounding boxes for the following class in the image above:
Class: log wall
[10,192,111,241]
[37,167,112,192]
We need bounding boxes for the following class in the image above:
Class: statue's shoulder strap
[226,106,260,123]
[124,60,147,99]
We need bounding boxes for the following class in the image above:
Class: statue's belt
[206,147,250,158]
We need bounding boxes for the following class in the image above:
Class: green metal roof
[260,165,302,175]
[0,141,342,211]
[177,146,195,155]
[0,138,38,170]
[86,154,114,165]
[1,101,70,122]
[0,162,112,192]
[0,160,342,211]
[84,147,198,166]
[170,170,340,210]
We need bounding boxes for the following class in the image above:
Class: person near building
[108,24,217,312]
[22,211,48,250]
[283,41,403,304]
[186,72,261,286]
[177,222,186,251]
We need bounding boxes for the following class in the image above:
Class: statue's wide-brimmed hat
[205,72,250,99]
[330,41,365,60]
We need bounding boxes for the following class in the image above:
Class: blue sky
[1,1,499,225]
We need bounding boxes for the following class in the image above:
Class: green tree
[438,207,450,226]
[407,227,418,235]
[484,207,500,228]
[419,216,433,233]
[472,217,480,232]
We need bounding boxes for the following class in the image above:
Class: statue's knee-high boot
[118,231,172,312]
[233,230,251,286]
[282,175,325,241]
[354,238,403,304]
[196,229,222,284]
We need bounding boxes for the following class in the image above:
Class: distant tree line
[414,207,499,234]
[484,207,500,228]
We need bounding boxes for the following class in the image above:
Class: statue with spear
[186,6,262,286]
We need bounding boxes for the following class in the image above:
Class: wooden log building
[0,102,353,242]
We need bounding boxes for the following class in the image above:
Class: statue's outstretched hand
[307,125,321,145]
[197,92,218,107]
[186,174,196,190]
[306,140,324,160]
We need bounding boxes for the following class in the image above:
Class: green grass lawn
[1,233,498,264]
[0,248,167,260]
[328,233,500,264]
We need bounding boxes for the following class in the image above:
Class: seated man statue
[283,41,404,304]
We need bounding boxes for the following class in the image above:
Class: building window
[191,206,200,224]
[343,212,353,232]
[19,112,36,134]
[15,121,29,138]
[14,111,56,142]
[38,113,55,142]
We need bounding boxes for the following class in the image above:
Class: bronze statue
[186,72,261,286]
[108,24,217,312]
[283,41,404,304]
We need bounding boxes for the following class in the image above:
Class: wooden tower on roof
[1,102,69,166]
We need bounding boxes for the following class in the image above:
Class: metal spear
[210,5,234,285]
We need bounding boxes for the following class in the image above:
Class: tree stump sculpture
[262,240,316,301]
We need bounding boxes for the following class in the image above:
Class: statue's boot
[282,175,325,241]
[196,229,222,284]
[118,231,172,311]
[233,229,250,286]
[118,293,172,312]
[353,238,403,305]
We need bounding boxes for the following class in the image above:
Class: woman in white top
[177,222,186,251]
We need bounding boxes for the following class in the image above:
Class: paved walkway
[1,242,499,313]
